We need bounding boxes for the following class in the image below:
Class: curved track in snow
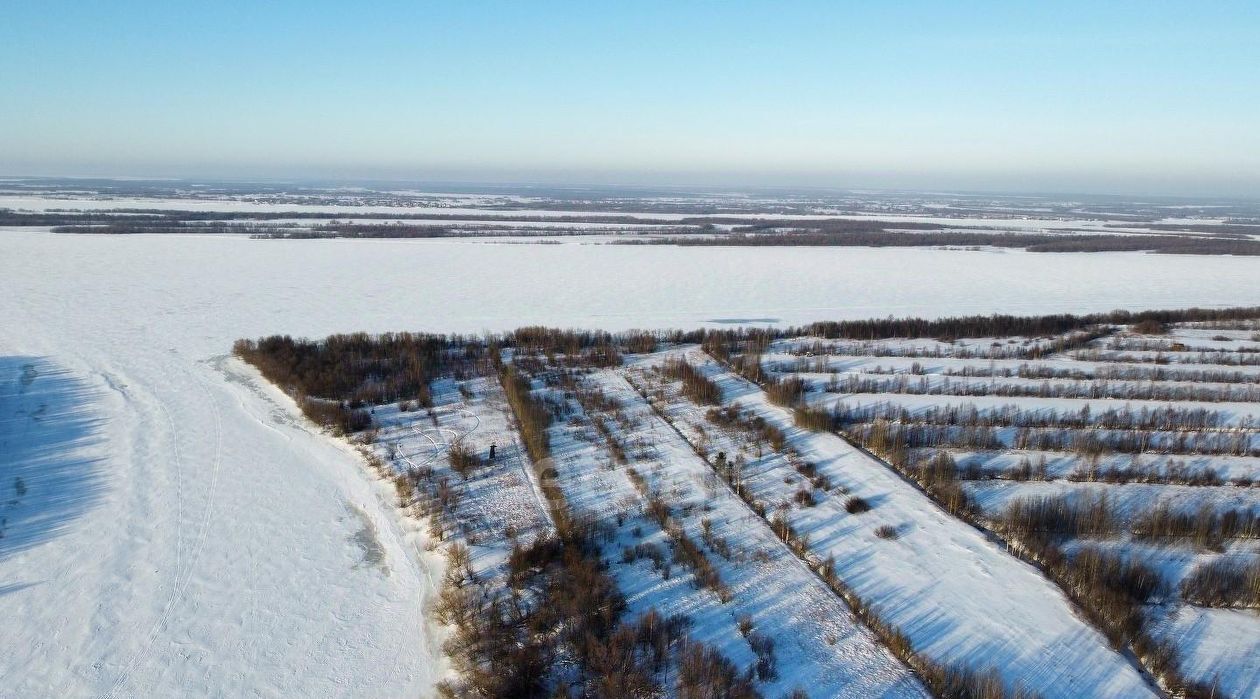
[0,231,447,697]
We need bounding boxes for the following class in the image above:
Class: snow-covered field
[633,350,1157,698]
[772,329,1260,695]
[547,369,928,697]
[3,225,1260,696]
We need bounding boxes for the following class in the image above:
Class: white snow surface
[3,228,1259,695]
[1151,606,1260,699]
[0,235,470,696]
[552,369,928,697]
[645,350,1158,698]
[6,229,1260,332]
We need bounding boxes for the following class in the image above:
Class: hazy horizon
[4,1,1259,198]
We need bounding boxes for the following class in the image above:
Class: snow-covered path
[0,233,457,696]
[0,349,444,696]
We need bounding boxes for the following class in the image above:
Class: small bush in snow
[845,496,871,514]
[874,524,899,540]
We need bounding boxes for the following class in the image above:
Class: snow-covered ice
[3,226,1260,695]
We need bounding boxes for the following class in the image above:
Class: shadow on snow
[0,356,108,562]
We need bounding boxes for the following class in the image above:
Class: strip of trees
[782,330,1107,361]
[1075,349,1260,367]
[826,373,1260,403]
[833,401,1238,432]
[1180,557,1260,608]
[661,358,722,405]
[844,418,1258,458]
[633,229,1260,255]
[932,363,1260,387]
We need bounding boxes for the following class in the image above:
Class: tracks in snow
[103,364,224,698]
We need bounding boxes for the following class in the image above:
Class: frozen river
[7,230,1258,336]
[2,228,1258,696]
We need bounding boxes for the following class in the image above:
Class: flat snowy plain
[3,227,1260,696]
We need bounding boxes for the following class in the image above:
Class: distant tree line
[629,229,1260,255]
[54,222,290,235]
[782,330,1107,361]
[704,306,1260,347]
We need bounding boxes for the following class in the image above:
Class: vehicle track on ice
[396,408,481,473]
[103,364,224,699]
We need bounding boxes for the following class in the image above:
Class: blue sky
[2,1,1258,195]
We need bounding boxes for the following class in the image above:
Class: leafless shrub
[845,496,871,514]
[706,405,787,452]
[675,641,759,699]
[448,442,481,480]
[793,405,833,432]
[766,376,807,407]
[1131,503,1259,549]
[1002,455,1049,481]
[729,352,770,385]
[747,630,777,681]
[300,398,372,434]
[1180,557,1260,608]
[1132,319,1167,335]
[499,365,551,462]
[998,494,1117,542]
[622,542,667,570]
[662,358,722,405]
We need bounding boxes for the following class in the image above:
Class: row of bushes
[1180,557,1260,608]
[765,376,807,407]
[1132,503,1259,548]
[1075,348,1260,367]
[834,400,1235,432]
[661,358,722,405]
[705,406,787,453]
[499,365,552,463]
[842,431,1201,695]
[784,329,1107,362]
[994,522,1208,695]
[999,494,1120,540]
[627,468,731,603]
[1107,337,1260,354]
[939,361,1260,386]
[1016,428,1258,458]
[640,228,1260,256]
[845,416,1258,458]
[959,453,1240,488]
[828,373,1260,403]
[1064,459,1235,487]
[749,307,1260,345]
[649,369,1037,698]
[998,494,1259,549]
